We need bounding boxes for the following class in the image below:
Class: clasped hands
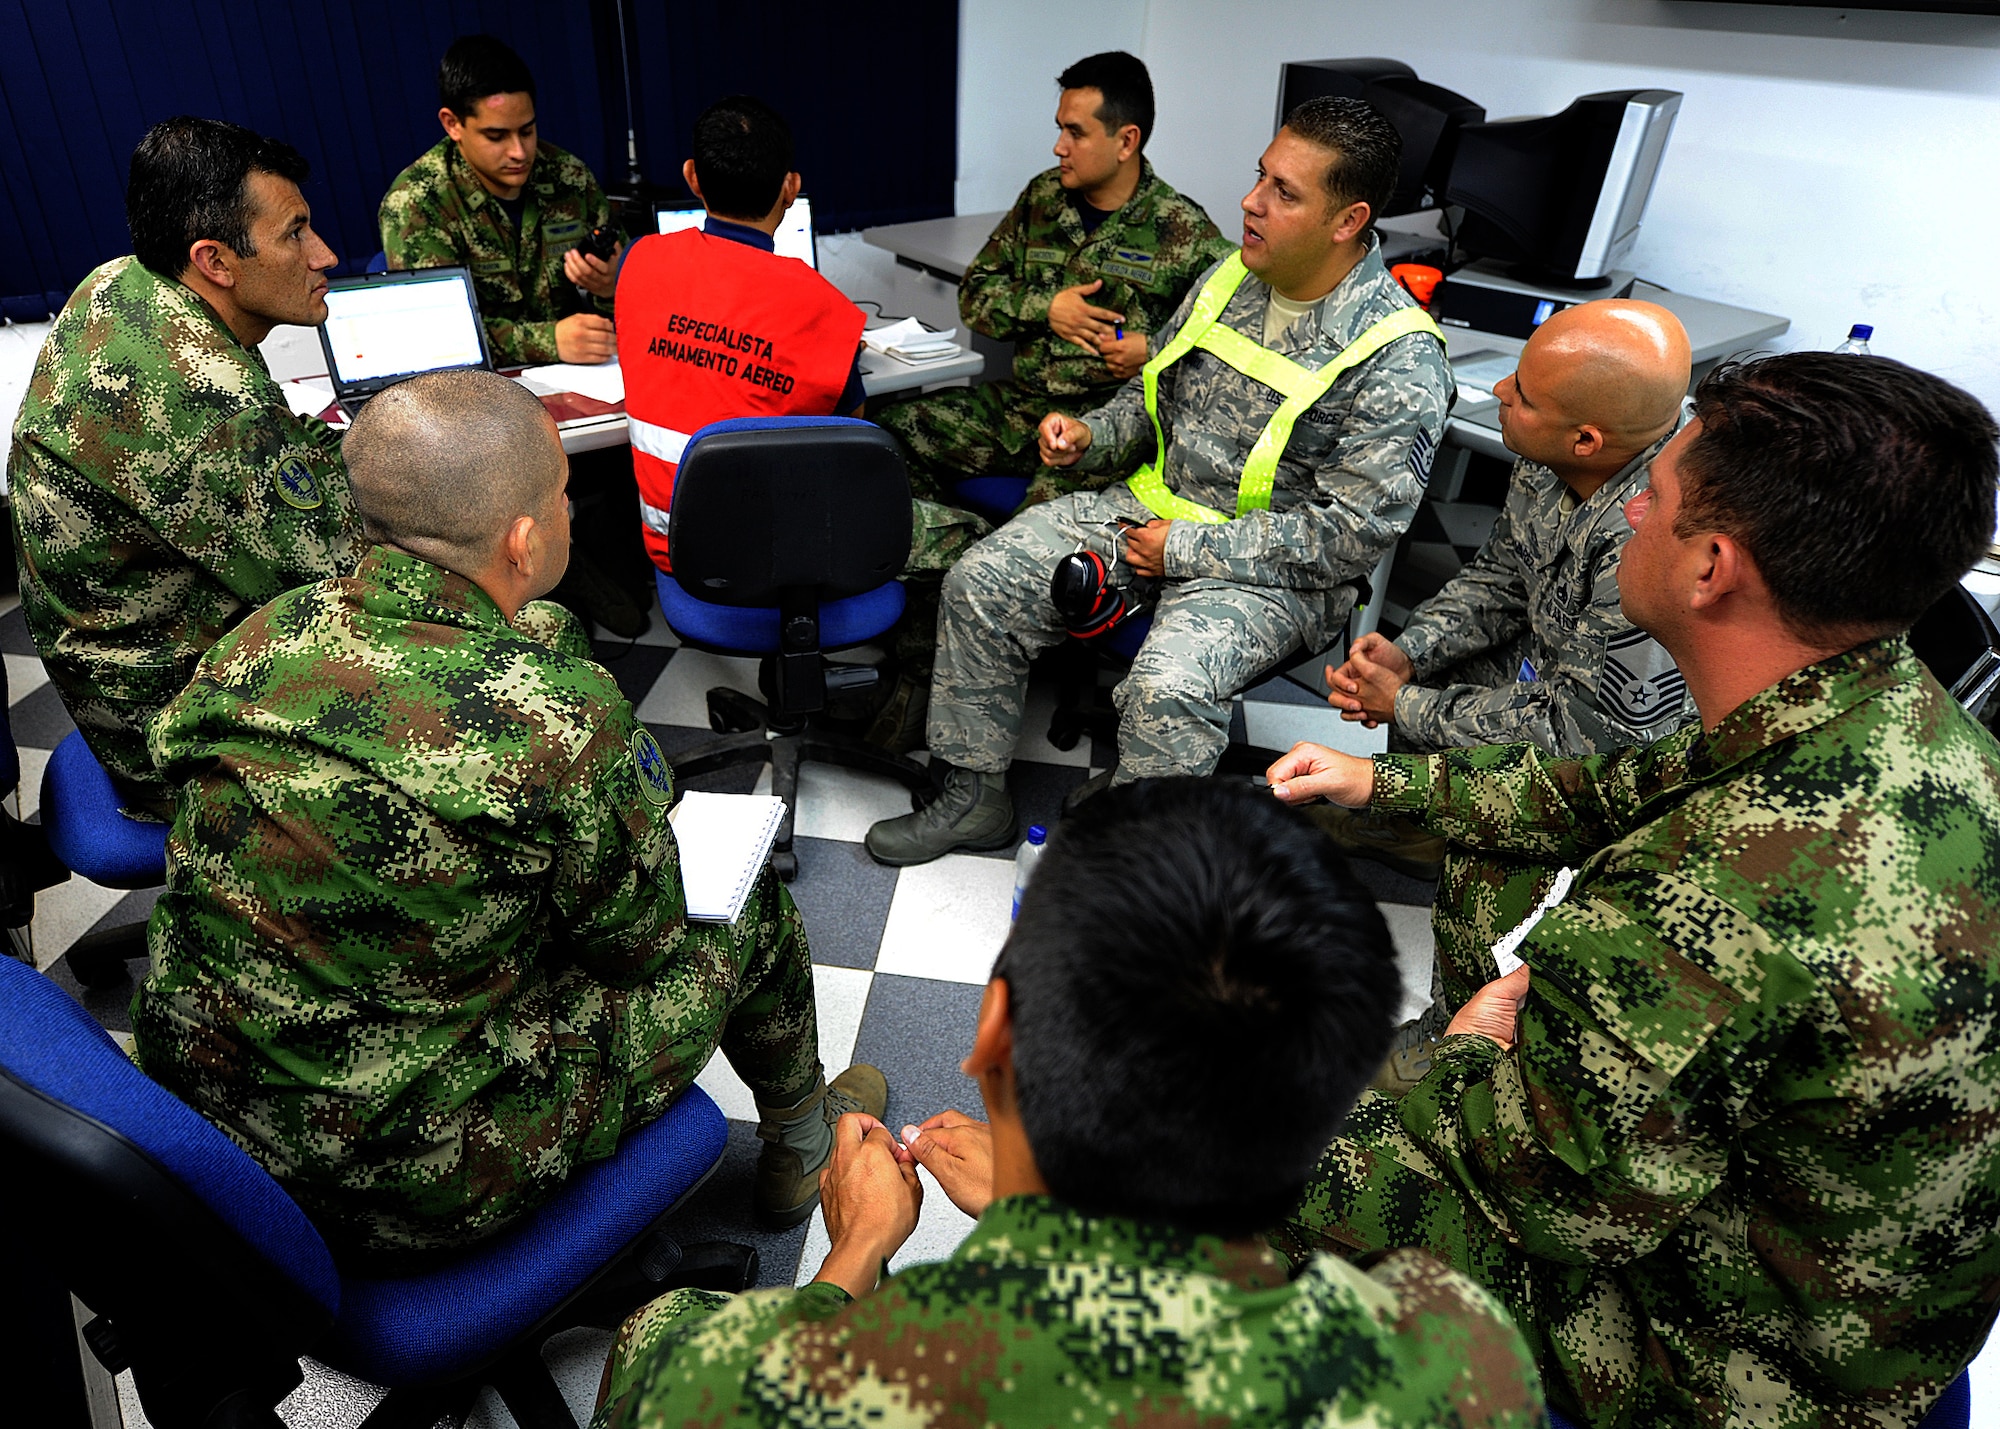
[1325,632,1413,727]
[812,1109,997,1298]
[1048,280,1147,379]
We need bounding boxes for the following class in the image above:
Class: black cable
[853,298,913,322]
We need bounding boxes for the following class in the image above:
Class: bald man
[135,369,885,1265]
[1316,300,1695,884]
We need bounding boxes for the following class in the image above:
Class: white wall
[955,0,1148,214]
[958,0,2000,410]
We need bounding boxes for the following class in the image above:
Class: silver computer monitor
[655,195,817,269]
[316,267,491,402]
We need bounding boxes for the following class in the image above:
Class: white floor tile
[634,648,760,727]
[15,741,48,822]
[5,649,48,701]
[792,1163,979,1289]
[696,964,873,1124]
[1242,698,1387,759]
[873,854,1017,985]
[1011,680,1093,769]
[29,873,133,971]
[1379,903,1438,1026]
[792,760,924,843]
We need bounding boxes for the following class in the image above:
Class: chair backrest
[1909,584,2000,715]
[668,416,911,609]
[0,957,337,1387]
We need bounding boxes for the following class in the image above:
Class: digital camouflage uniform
[874,161,1234,508]
[6,256,363,817]
[592,1195,1545,1428]
[1274,636,2000,1428]
[379,138,610,367]
[928,237,1450,782]
[133,547,819,1263]
[1395,429,1693,757]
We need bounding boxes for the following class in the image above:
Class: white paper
[517,359,625,405]
[667,792,787,923]
[281,378,335,419]
[863,317,957,355]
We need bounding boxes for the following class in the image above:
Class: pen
[1114,324,1124,341]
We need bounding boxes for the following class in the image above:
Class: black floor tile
[657,1118,809,1291]
[1,605,36,656]
[784,836,897,970]
[591,641,675,709]
[8,680,75,750]
[849,973,985,1129]
[649,721,768,796]
[41,888,161,1033]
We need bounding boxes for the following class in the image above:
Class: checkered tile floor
[3,588,1439,1428]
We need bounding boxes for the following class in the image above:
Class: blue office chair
[1542,1373,1970,1429]
[951,475,1030,527]
[364,250,388,274]
[37,729,169,987]
[655,416,934,880]
[0,952,747,1429]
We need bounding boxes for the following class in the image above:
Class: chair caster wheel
[707,688,765,735]
[771,851,797,882]
[68,949,132,990]
[1047,721,1082,753]
[66,925,147,989]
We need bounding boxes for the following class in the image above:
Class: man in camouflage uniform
[592,780,1543,1429]
[875,52,1233,512]
[1320,300,1695,908]
[379,34,617,369]
[7,117,364,819]
[133,370,884,1264]
[1266,351,2000,1428]
[866,97,1449,865]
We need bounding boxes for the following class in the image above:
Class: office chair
[951,475,1030,527]
[37,729,169,987]
[655,416,933,881]
[0,952,749,1429]
[1909,583,2000,718]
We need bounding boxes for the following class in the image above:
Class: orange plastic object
[1390,263,1444,307]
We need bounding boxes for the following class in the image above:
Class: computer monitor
[1444,90,1682,284]
[1275,58,1485,217]
[655,195,818,269]
[316,267,491,406]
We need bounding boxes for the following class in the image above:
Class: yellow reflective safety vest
[1126,253,1445,525]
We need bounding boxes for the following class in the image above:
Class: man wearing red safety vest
[616,95,867,575]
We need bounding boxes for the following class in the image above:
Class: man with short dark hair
[379,33,617,368]
[135,368,885,1262]
[875,50,1233,512]
[590,780,1542,1427]
[867,97,1449,866]
[7,116,363,816]
[1268,352,2000,1427]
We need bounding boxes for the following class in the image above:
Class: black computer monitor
[1275,58,1485,217]
[1444,89,1682,284]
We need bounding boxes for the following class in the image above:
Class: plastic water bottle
[1833,324,1874,355]
[1011,824,1047,920]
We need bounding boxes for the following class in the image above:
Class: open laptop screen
[655,196,817,269]
[319,269,489,392]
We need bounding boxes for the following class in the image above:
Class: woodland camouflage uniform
[6,255,363,816]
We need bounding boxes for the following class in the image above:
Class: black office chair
[654,417,934,880]
[1909,584,2000,718]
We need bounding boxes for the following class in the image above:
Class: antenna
[615,0,641,183]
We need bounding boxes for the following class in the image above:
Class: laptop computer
[315,267,493,415]
[656,195,817,269]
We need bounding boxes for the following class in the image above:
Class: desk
[862,212,1005,283]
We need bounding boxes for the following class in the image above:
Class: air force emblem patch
[1599,627,1687,726]
[631,727,674,807]
[274,457,322,509]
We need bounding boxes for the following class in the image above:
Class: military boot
[865,764,1016,866]
[862,671,930,755]
[754,1063,891,1229]
[1307,804,1445,882]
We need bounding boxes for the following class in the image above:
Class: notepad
[667,792,787,923]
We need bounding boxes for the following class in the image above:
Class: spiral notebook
[667,792,787,923]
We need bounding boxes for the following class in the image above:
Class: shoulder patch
[630,727,674,807]
[274,457,323,509]
[1599,627,1687,725]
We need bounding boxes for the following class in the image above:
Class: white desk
[862,212,1005,283]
